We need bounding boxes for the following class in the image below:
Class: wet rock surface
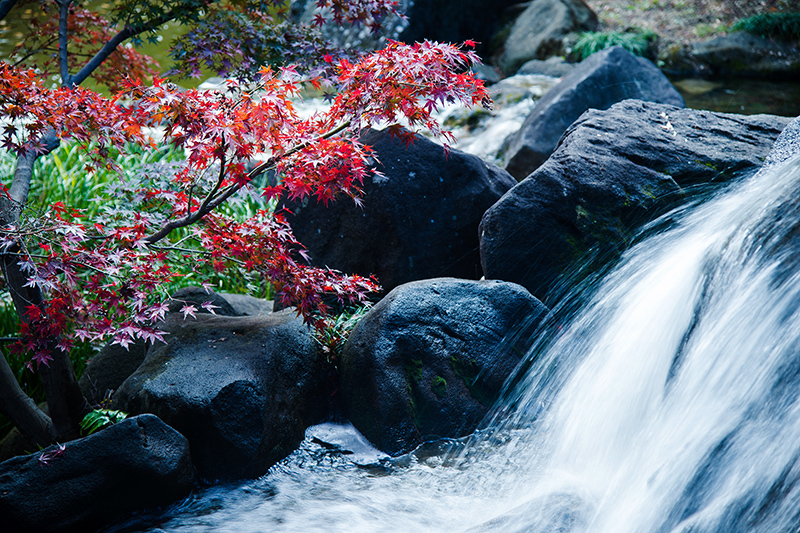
[482,99,790,303]
[339,278,550,456]
[0,414,194,533]
[503,46,685,180]
[113,311,329,481]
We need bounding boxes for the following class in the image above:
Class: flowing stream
[111,132,800,532]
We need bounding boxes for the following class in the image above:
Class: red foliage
[0,63,144,156]
[0,29,489,366]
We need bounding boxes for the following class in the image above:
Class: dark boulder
[113,311,329,481]
[166,285,239,316]
[0,414,193,533]
[503,46,685,180]
[481,99,790,303]
[220,292,273,316]
[79,286,241,405]
[398,0,522,57]
[339,278,550,456]
[79,339,150,406]
[497,0,598,75]
[282,128,517,294]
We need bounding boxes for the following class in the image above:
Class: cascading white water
[113,135,800,532]
[481,146,800,533]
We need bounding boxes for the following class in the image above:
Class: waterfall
[479,147,800,533]
[113,128,800,533]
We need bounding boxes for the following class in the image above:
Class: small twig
[197,140,227,217]
[11,38,58,67]
[142,122,349,246]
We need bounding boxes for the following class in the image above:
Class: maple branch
[149,243,248,268]
[11,37,59,67]
[243,121,351,181]
[0,241,85,443]
[196,140,227,217]
[0,127,86,444]
[71,9,178,87]
[58,0,73,87]
[142,123,350,245]
[0,0,17,23]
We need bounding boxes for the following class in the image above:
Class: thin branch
[196,142,227,216]
[71,10,177,87]
[184,184,195,219]
[149,244,212,256]
[149,243,248,268]
[246,122,349,180]
[58,0,73,87]
[142,122,351,245]
[11,36,60,67]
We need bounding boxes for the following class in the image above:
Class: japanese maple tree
[0,0,489,447]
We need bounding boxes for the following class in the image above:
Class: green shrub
[730,12,800,43]
[314,303,372,364]
[571,30,657,61]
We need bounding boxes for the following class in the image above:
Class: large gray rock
[503,46,685,180]
[340,278,550,456]
[517,56,576,77]
[113,311,329,481]
[481,100,791,303]
[282,128,517,295]
[498,0,597,75]
[0,414,194,533]
[691,32,800,79]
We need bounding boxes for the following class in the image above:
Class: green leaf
[80,409,128,435]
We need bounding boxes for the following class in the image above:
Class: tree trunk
[0,349,54,448]
[0,132,88,444]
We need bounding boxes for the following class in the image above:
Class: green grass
[730,12,800,44]
[571,30,657,61]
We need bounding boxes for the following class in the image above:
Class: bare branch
[71,10,177,87]
[0,0,17,23]
[196,141,228,216]
[11,37,59,67]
